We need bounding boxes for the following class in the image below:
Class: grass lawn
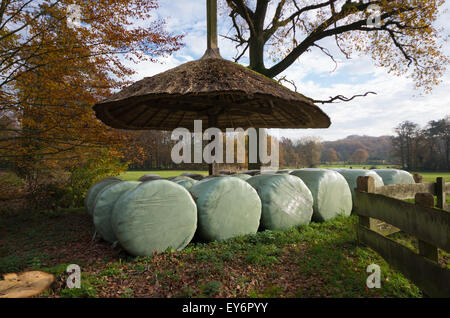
[319,164,399,170]
[0,208,426,298]
[119,169,450,184]
[120,170,208,181]
[414,172,450,183]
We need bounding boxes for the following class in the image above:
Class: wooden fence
[354,176,450,298]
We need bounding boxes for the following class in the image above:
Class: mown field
[121,169,450,184]
[120,170,208,181]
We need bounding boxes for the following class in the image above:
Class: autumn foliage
[0,0,182,206]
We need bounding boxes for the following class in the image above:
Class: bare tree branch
[313,92,377,104]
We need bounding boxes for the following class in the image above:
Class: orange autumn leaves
[0,0,182,169]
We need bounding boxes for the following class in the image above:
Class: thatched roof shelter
[93,58,330,131]
[92,0,331,174]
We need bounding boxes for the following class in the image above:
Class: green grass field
[319,164,399,169]
[119,170,208,181]
[414,172,450,183]
[120,169,450,183]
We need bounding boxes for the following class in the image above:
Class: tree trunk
[249,35,266,73]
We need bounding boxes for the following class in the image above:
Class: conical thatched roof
[93,58,330,131]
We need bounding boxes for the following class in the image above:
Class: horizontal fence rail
[354,176,450,298]
[354,191,450,252]
[357,225,450,297]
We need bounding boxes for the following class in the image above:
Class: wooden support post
[202,0,222,59]
[208,115,219,176]
[415,192,439,298]
[356,176,375,229]
[415,193,439,263]
[436,177,445,210]
[248,128,261,171]
[413,173,423,184]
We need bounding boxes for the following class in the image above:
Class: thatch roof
[93,58,331,130]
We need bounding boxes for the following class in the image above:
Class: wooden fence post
[415,192,439,298]
[356,176,375,229]
[413,173,423,184]
[436,177,445,210]
[415,193,439,263]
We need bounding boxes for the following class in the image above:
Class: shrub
[67,150,128,208]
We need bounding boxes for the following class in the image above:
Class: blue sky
[124,0,450,141]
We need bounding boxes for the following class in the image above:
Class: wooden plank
[374,182,436,200]
[354,191,450,252]
[416,193,439,263]
[370,219,401,236]
[358,225,450,298]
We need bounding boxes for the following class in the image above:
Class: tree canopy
[0,0,182,167]
[221,0,448,95]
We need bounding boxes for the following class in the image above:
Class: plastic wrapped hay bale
[93,181,141,243]
[173,177,198,190]
[290,169,352,222]
[85,177,122,216]
[180,173,205,181]
[138,174,163,182]
[232,174,252,181]
[373,169,415,185]
[247,174,313,230]
[203,174,228,180]
[111,180,197,256]
[242,170,261,176]
[333,169,384,198]
[276,169,294,174]
[189,177,261,241]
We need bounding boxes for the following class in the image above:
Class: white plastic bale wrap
[138,174,163,182]
[180,173,205,180]
[85,177,122,216]
[111,180,197,256]
[332,169,384,198]
[373,169,415,185]
[247,174,313,230]
[290,169,352,222]
[232,174,252,181]
[276,170,294,175]
[93,181,141,243]
[189,177,262,242]
[173,176,198,190]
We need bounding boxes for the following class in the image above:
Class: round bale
[138,174,163,182]
[93,181,141,243]
[247,174,313,230]
[111,180,197,256]
[180,173,205,181]
[173,176,198,190]
[276,169,294,175]
[232,174,252,181]
[333,169,384,199]
[290,169,352,222]
[85,177,122,216]
[189,177,261,242]
[373,169,415,185]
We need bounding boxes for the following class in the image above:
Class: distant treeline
[117,116,449,172]
[391,116,449,171]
